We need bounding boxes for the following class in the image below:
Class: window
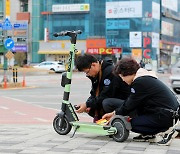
[20,0,28,12]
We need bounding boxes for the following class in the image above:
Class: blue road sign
[2,18,12,30]
[4,38,14,50]
[14,23,28,29]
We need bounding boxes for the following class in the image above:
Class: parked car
[33,61,66,73]
[157,67,165,74]
[145,63,152,71]
[169,60,180,94]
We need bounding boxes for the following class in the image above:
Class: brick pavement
[0,125,180,154]
[0,95,180,154]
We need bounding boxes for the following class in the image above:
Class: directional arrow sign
[4,38,14,50]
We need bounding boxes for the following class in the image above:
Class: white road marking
[0,106,9,110]
[33,118,49,122]
[14,111,27,116]
[2,96,58,111]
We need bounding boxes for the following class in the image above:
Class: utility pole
[158,0,162,68]
[2,0,12,86]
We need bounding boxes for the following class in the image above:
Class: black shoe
[133,134,156,142]
[157,129,178,146]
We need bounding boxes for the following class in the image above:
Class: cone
[3,80,7,89]
[22,79,26,87]
[3,76,7,89]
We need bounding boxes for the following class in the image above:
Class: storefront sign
[162,0,178,12]
[173,46,180,54]
[143,37,151,59]
[106,20,130,29]
[12,45,27,52]
[107,39,129,47]
[13,30,27,37]
[106,1,142,18]
[13,23,28,29]
[152,32,159,48]
[152,2,160,20]
[132,49,142,60]
[87,48,122,55]
[6,0,10,18]
[52,4,90,13]
[143,49,151,59]
[86,39,106,48]
[161,21,173,36]
[129,32,142,47]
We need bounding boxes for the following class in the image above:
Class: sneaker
[157,129,178,146]
[133,134,156,142]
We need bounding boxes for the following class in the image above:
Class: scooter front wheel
[111,118,129,142]
[53,115,72,135]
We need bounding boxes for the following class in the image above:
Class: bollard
[15,68,17,83]
[13,68,15,83]
[13,68,18,83]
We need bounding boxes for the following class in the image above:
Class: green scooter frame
[53,30,131,142]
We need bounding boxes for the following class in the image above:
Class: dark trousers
[102,98,124,113]
[102,98,173,135]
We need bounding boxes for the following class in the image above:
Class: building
[0,0,31,66]
[0,0,180,69]
[160,0,180,66]
[106,0,180,70]
[35,0,180,69]
[35,0,109,64]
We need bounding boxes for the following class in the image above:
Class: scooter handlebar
[53,32,65,37]
[53,30,82,37]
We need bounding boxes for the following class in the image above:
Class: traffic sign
[5,51,14,60]
[4,38,14,50]
[13,23,28,29]
[2,18,12,30]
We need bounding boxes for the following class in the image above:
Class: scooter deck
[70,121,117,135]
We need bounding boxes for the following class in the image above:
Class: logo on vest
[131,88,135,93]
[104,79,111,86]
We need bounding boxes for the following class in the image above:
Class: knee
[102,98,111,112]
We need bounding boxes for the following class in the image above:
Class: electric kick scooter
[53,30,131,142]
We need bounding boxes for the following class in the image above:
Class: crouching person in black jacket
[75,54,130,122]
[102,57,179,146]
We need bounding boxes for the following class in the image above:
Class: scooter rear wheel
[111,118,129,142]
[53,115,72,135]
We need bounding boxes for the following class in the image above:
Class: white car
[33,61,66,73]
[145,63,152,71]
[169,60,180,94]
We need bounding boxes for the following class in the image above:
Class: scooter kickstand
[71,125,80,138]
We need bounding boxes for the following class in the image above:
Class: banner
[106,1,142,18]
[86,48,122,55]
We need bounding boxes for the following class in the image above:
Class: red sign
[86,39,106,48]
[143,37,151,59]
[86,48,122,55]
[143,37,151,48]
[143,49,151,59]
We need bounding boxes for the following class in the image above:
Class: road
[0,72,179,125]
[0,72,92,124]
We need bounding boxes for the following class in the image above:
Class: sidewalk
[0,124,180,154]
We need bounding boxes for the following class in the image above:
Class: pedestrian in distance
[139,59,145,68]
[75,54,130,122]
[102,57,180,146]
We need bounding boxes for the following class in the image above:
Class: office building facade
[0,0,179,69]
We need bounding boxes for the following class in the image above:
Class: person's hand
[85,107,91,113]
[76,103,87,113]
[102,111,115,121]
